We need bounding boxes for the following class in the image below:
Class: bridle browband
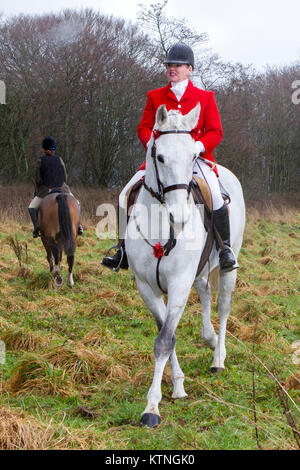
[143,129,194,205]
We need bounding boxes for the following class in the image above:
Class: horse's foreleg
[211,270,237,373]
[194,277,218,350]
[169,345,187,399]
[141,284,191,427]
[135,279,187,427]
[154,312,187,400]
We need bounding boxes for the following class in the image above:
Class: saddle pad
[192,177,213,211]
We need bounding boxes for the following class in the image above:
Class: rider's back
[39,154,66,188]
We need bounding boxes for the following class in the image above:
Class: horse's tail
[56,194,75,256]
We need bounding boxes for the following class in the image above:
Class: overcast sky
[1,0,299,70]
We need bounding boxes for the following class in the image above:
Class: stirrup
[219,246,239,274]
[101,244,124,272]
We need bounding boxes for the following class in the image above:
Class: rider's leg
[193,159,238,273]
[28,197,42,238]
[101,170,145,270]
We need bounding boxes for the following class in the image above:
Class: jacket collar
[167,79,194,103]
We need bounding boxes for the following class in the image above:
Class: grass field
[0,192,299,450]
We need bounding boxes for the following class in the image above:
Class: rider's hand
[195,140,205,155]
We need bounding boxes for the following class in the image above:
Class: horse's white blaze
[126,104,245,423]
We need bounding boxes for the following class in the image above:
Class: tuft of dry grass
[45,344,130,383]
[0,406,55,450]
[289,232,300,239]
[6,353,76,397]
[79,328,121,348]
[284,373,300,391]
[259,256,274,265]
[85,299,123,318]
[0,405,107,450]
[0,318,46,352]
[212,315,275,344]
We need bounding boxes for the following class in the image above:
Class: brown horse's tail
[56,194,75,256]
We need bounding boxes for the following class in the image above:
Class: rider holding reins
[102,43,238,273]
[28,137,83,238]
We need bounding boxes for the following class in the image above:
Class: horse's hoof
[139,413,161,428]
[54,276,63,287]
[210,367,223,374]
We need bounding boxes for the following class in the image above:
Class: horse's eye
[157,155,164,163]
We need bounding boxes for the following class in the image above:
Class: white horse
[126,103,245,428]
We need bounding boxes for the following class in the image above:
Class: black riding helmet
[42,136,56,151]
[164,43,194,70]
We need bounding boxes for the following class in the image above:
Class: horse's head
[146,103,200,226]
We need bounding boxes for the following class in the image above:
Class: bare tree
[137,0,208,61]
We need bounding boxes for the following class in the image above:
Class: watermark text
[0,81,6,104]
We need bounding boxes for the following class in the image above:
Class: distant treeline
[0,5,299,195]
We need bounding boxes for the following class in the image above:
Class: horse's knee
[217,292,232,315]
[154,329,176,359]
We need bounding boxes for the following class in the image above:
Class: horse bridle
[139,129,196,260]
[143,129,195,205]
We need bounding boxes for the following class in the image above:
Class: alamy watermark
[95,201,205,250]
[291,80,300,105]
[0,81,6,105]
[0,341,5,364]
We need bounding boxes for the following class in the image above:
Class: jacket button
[178,104,181,108]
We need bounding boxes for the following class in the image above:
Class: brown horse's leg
[67,254,74,287]
[42,236,53,272]
[51,241,63,286]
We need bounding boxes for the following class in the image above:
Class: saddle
[35,183,71,198]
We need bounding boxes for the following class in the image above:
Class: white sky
[1,0,300,70]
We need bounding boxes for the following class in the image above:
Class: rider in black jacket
[28,137,83,238]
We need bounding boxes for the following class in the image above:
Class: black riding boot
[213,203,238,273]
[28,208,40,238]
[101,240,129,271]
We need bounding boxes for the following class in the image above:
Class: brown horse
[38,192,80,287]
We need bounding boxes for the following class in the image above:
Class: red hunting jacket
[137,80,223,176]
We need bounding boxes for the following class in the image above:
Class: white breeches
[28,192,78,210]
[119,159,224,211]
[28,196,42,209]
[119,170,145,211]
[192,158,224,210]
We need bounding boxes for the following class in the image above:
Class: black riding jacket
[34,154,69,197]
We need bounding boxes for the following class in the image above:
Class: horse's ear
[186,102,201,129]
[156,104,168,127]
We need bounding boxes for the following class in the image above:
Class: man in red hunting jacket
[101,43,238,273]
